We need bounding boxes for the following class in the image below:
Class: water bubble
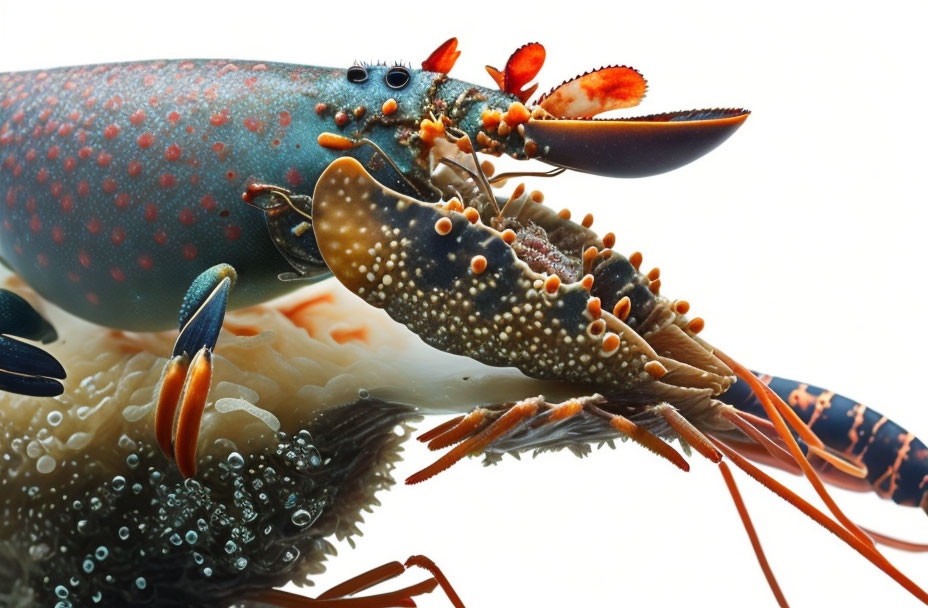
[55,585,68,599]
[94,546,108,560]
[126,454,139,468]
[203,567,213,577]
[36,454,56,474]
[290,508,317,527]
[82,559,94,573]
[169,533,182,546]
[92,591,102,603]
[224,540,237,554]
[135,577,146,590]
[227,451,244,470]
[185,530,198,544]
[192,551,204,564]
[358,388,370,399]
[111,476,126,492]
[235,556,248,570]
[89,497,102,511]
[131,483,143,494]
[47,410,63,426]
[117,434,137,451]
[118,527,130,540]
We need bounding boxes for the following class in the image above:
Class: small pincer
[154,264,236,478]
[0,288,65,397]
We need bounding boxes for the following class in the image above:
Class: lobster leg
[247,555,465,607]
[154,264,236,478]
[0,288,65,396]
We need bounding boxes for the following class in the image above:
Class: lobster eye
[347,65,369,84]
[385,66,411,89]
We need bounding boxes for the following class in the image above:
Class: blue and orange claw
[154,264,235,477]
[0,289,65,397]
[526,108,750,178]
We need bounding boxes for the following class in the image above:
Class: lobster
[0,38,923,607]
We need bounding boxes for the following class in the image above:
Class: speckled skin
[0,60,518,330]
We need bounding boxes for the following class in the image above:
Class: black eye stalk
[347,65,369,84]
[385,66,411,89]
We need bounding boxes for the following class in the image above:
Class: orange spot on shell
[464,207,480,224]
[580,274,594,290]
[501,229,516,244]
[602,333,620,352]
[688,317,705,334]
[381,98,398,115]
[317,132,356,150]
[481,109,501,130]
[674,300,690,315]
[434,217,453,235]
[613,296,631,321]
[602,232,616,249]
[557,208,571,220]
[470,255,488,274]
[629,251,643,270]
[587,297,602,319]
[330,326,369,344]
[644,361,667,379]
[544,275,561,294]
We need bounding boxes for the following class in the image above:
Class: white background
[3,1,928,606]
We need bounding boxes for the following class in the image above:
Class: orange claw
[173,348,213,479]
[486,42,546,102]
[154,355,188,458]
[539,65,647,119]
[422,37,461,74]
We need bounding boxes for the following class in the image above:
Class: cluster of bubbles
[3,426,333,607]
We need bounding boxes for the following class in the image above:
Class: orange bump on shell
[334,111,349,127]
[446,198,464,212]
[629,251,643,270]
[688,317,705,334]
[470,255,488,275]
[530,190,544,203]
[504,102,532,126]
[381,98,397,115]
[648,279,661,294]
[479,160,496,177]
[587,297,602,319]
[419,118,445,146]
[644,361,667,379]
[544,275,561,294]
[509,183,526,201]
[580,274,594,290]
[434,217,453,235]
[501,229,516,244]
[481,109,501,130]
[602,232,616,249]
[464,207,480,224]
[588,319,606,336]
[581,213,594,228]
[613,296,631,321]
[583,246,599,263]
[497,122,512,137]
[317,132,356,150]
[602,333,620,352]
[647,267,661,281]
[674,300,690,315]
[557,208,571,220]
[456,137,474,154]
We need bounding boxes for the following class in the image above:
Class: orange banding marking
[546,400,583,423]
[470,255,487,275]
[629,251,642,270]
[418,416,465,443]
[613,296,631,321]
[662,408,721,463]
[317,132,356,150]
[174,349,212,479]
[330,326,369,344]
[434,217,453,235]
[154,356,188,458]
[381,98,397,115]
[788,384,817,411]
[223,323,261,337]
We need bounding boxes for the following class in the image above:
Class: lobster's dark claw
[0,288,65,396]
[526,109,750,178]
